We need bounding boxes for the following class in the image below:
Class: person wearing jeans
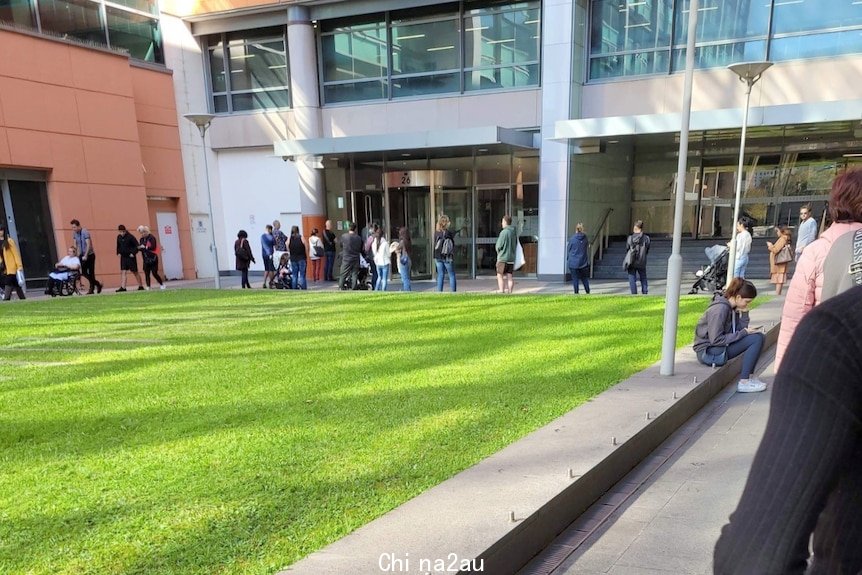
[693,278,767,393]
[288,225,307,290]
[566,223,590,294]
[323,220,337,282]
[732,218,752,279]
[625,220,650,294]
[433,214,456,292]
[370,227,390,291]
[395,226,412,292]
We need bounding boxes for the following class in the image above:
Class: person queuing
[624,220,650,294]
[776,170,862,368]
[309,228,324,283]
[566,223,590,295]
[370,226,390,291]
[0,225,26,301]
[339,222,363,290]
[323,220,337,282]
[70,219,102,294]
[794,204,818,261]
[116,225,144,292]
[766,225,792,296]
[495,215,517,294]
[261,224,275,288]
[234,230,255,289]
[288,225,308,290]
[433,214,456,292]
[395,226,412,292]
[731,218,752,279]
[137,226,166,290]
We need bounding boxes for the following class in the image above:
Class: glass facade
[589,0,862,80]
[207,28,290,114]
[0,0,163,63]
[320,0,541,104]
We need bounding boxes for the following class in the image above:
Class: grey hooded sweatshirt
[693,295,751,352]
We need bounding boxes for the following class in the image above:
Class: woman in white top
[733,219,752,279]
[308,228,324,282]
[370,227,390,291]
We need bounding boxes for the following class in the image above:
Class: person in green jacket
[495,214,517,294]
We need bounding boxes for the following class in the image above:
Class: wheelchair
[45,271,83,297]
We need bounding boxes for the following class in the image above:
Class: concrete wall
[0,27,193,286]
[581,55,862,119]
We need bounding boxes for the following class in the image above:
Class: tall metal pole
[198,126,221,289]
[660,0,699,376]
[724,61,772,288]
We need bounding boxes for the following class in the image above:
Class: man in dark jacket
[339,222,363,290]
[323,220,337,281]
[116,224,144,292]
[625,220,650,295]
[566,222,590,294]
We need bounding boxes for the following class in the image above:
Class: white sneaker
[737,379,767,393]
[160,284,166,290]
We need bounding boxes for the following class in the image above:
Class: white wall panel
[217,149,302,272]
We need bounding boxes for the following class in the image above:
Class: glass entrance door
[348,190,385,239]
[434,189,474,277]
[389,188,431,279]
[475,188,509,275]
[1,178,56,284]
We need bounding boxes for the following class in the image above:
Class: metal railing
[588,208,614,279]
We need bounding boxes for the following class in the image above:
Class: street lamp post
[725,62,772,288]
[183,113,221,289]
[659,0,698,375]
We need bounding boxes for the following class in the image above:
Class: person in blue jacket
[566,223,590,294]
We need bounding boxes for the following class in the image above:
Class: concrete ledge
[280,299,783,575]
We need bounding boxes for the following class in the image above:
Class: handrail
[588,208,614,279]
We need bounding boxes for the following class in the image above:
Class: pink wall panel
[0,32,75,87]
[0,77,81,134]
[48,182,94,235]
[69,47,134,97]
[48,134,88,182]
[6,127,51,168]
[0,127,10,165]
[81,138,146,186]
[75,91,140,141]
[140,146,186,192]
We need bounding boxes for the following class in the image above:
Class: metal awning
[274,126,537,160]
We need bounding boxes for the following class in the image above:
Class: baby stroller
[689,245,729,294]
[340,253,373,290]
[270,255,294,290]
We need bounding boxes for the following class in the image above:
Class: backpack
[623,240,639,271]
[434,232,455,260]
[821,229,862,302]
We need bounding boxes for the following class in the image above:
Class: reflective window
[319,0,541,104]
[0,0,36,28]
[106,6,161,62]
[38,0,106,45]
[464,4,540,91]
[589,0,862,81]
[108,0,157,16]
[673,0,769,44]
[671,40,766,72]
[392,16,460,76]
[771,29,862,61]
[321,18,387,83]
[207,28,290,114]
[590,0,672,55]
[772,0,862,34]
[590,50,670,80]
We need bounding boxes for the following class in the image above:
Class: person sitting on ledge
[692,278,766,393]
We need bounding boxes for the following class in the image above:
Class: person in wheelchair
[45,246,82,296]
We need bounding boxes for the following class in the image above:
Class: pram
[270,255,295,289]
[688,245,729,294]
[340,253,373,291]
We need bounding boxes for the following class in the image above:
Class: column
[288,6,327,235]
[537,0,580,280]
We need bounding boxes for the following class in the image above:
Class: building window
[319,0,541,104]
[588,0,862,81]
[207,28,291,114]
[1,0,164,63]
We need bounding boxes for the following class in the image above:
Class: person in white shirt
[733,219,752,279]
[795,204,818,261]
[46,246,81,295]
[370,227,391,291]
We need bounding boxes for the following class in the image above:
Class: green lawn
[0,291,707,575]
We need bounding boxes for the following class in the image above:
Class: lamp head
[727,61,773,86]
[183,113,216,137]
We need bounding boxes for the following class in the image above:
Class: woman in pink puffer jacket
[776,170,862,368]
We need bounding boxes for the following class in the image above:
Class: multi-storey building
[4,0,861,284]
